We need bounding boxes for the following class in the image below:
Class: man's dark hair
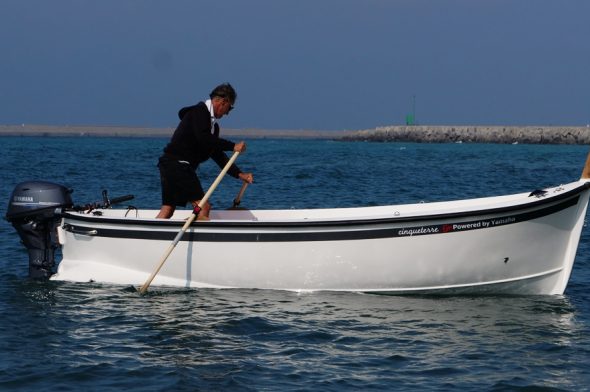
[210,83,237,103]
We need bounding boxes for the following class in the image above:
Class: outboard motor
[5,181,73,279]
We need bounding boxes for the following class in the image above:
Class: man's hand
[239,172,254,183]
[234,141,246,153]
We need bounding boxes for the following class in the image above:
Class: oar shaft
[199,152,241,208]
[139,239,184,293]
[139,151,240,294]
[581,150,590,179]
[233,181,249,207]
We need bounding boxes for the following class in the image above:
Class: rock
[340,126,590,144]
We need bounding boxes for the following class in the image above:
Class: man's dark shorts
[158,156,204,206]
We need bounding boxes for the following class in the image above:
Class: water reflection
[0,274,587,389]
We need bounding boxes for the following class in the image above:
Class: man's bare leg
[156,205,175,219]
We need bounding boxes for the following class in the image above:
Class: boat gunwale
[59,182,590,229]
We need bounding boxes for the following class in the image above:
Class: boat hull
[53,181,590,295]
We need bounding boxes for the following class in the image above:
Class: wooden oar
[138,151,240,294]
[581,150,590,179]
[232,181,249,209]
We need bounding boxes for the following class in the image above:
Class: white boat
[6,153,590,295]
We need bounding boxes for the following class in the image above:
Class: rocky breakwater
[341,125,590,144]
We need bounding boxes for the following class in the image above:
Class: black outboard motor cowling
[5,181,73,279]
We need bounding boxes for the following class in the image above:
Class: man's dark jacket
[162,102,240,177]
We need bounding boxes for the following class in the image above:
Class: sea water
[1,136,589,391]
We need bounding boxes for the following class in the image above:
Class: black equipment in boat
[5,181,73,279]
[5,181,134,279]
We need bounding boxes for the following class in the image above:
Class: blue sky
[1,0,589,130]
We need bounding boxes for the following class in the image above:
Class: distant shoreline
[0,124,355,139]
[2,124,590,144]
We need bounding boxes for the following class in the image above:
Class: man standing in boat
[156,83,253,219]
